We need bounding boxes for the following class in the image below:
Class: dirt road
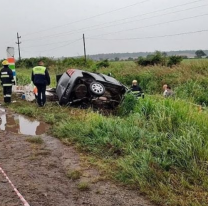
[0,120,154,206]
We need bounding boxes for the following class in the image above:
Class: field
[4,59,208,205]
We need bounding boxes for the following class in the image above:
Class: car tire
[89,82,105,97]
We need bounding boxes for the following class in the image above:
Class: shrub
[15,57,95,69]
[62,57,94,68]
[167,56,183,67]
[137,51,166,66]
[137,51,183,67]
[16,57,56,68]
[96,59,110,68]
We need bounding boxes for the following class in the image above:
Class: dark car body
[56,69,126,109]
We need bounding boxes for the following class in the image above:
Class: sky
[1,0,208,59]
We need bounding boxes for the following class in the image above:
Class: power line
[88,13,208,38]
[22,0,207,43]
[15,29,208,57]
[21,38,82,55]
[87,29,208,40]
[19,4,207,51]
[38,29,208,54]
[53,0,208,37]
[89,0,207,27]
[23,0,151,37]
[22,38,79,48]
[73,4,208,36]
[37,38,82,53]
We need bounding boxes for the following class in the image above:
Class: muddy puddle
[0,108,47,135]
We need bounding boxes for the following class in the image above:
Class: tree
[137,51,183,67]
[167,56,183,67]
[128,57,134,61]
[162,52,168,57]
[195,50,206,58]
[96,59,110,68]
[114,57,119,61]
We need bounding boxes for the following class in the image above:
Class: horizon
[1,0,208,59]
[2,49,206,60]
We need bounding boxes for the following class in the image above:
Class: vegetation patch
[77,182,90,191]
[26,136,43,144]
[5,59,208,206]
[66,169,82,180]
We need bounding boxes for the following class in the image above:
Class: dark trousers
[36,85,46,106]
[3,86,12,103]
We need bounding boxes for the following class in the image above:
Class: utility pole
[83,34,87,63]
[16,32,21,60]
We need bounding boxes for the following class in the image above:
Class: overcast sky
[1,0,208,59]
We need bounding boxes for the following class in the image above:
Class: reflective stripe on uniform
[1,72,8,75]
[33,66,46,75]
[3,84,12,86]
[1,75,10,78]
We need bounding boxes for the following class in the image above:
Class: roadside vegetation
[26,136,43,144]
[4,58,208,206]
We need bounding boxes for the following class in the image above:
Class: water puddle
[0,108,47,135]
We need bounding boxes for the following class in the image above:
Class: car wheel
[89,82,105,97]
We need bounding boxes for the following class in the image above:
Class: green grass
[4,59,208,206]
[98,59,208,105]
[77,182,90,191]
[66,169,82,180]
[16,59,208,105]
[26,136,43,144]
[8,95,208,205]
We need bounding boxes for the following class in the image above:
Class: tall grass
[49,96,208,205]
[97,59,208,105]
[16,59,208,105]
[10,59,208,205]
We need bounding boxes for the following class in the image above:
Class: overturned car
[56,69,127,109]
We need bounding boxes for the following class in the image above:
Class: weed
[26,136,43,144]
[7,59,208,206]
[77,182,90,191]
[66,169,82,180]
[43,114,56,124]
[118,93,137,116]
[17,107,36,117]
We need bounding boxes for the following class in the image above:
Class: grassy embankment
[3,59,208,206]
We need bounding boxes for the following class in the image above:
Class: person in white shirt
[163,84,174,97]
